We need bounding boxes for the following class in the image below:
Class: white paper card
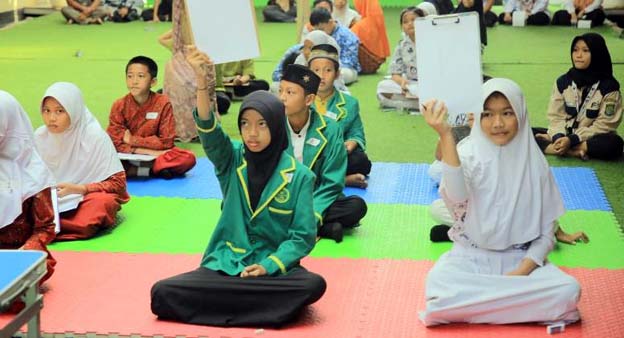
[512,11,527,27]
[57,193,84,213]
[186,0,260,64]
[415,13,483,125]
[577,20,592,29]
[118,153,156,162]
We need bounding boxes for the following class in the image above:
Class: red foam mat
[1,251,623,338]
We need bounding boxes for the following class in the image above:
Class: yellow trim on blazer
[236,159,253,215]
[250,156,296,220]
[226,241,247,254]
[308,111,328,170]
[268,206,293,215]
[268,255,287,274]
[195,110,218,133]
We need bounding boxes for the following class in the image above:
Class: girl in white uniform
[420,78,581,326]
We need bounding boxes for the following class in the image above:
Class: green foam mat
[51,197,624,269]
[49,197,220,254]
[311,205,624,269]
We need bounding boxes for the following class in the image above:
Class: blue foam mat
[126,159,611,211]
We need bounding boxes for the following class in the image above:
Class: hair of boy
[310,7,333,26]
[399,6,425,26]
[126,56,158,78]
[308,44,340,72]
[313,0,333,11]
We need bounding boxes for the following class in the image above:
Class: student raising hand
[422,99,451,136]
[185,45,214,78]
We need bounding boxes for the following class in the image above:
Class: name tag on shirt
[146,112,159,120]
[325,111,338,120]
[306,138,321,147]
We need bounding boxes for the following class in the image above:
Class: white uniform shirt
[287,114,312,163]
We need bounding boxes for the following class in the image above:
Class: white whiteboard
[186,0,261,64]
[415,12,482,126]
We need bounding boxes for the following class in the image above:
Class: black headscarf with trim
[567,33,619,92]
[238,91,289,210]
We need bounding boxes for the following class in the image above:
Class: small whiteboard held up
[186,0,260,64]
[415,12,482,126]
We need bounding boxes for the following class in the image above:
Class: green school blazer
[194,110,317,276]
[313,90,366,151]
[285,108,347,225]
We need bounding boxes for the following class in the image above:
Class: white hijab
[34,82,124,185]
[417,2,438,16]
[333,2,360,27]
[457,78,564,250]
[295,30,341,65]
[0,91,56,228]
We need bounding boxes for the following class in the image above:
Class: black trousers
[111,8,140,22]
[227,80,271,99]
[532,127,624,161]
[484,11,498,27]
[216,91,231,115]
[551,9,606,27]
[347,149,372,176]
[262,4,297,22]
[454,0,487,45]
[151,266,326,327]
[324,195,367,228]
[499,11,550,25]
[141,0,173,21]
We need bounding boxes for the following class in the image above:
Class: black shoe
[430,224,451,242]
[157,169,174,180]
[318,222,343,243]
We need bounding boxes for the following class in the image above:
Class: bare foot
[346,174,368,188]
[67,19,74,24]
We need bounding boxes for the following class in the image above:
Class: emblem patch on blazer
[275,188,290,204]
[605,103,616,117]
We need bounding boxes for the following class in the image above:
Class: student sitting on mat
[420,78,581,326]
[279,64,367,243]
[300,0,334,41]
[151,47,326,327]
[308,44,372,188]
[499,0,551,26]
[310,8,361,85]
[552,0,606,27]
[0,91,57,283]
[221,59,270,100]
[534,33,623,161]
[34,82,129,241]
[103,0,143,23]
[295,31,349,93]
[376,7,424,112]
[271,44,304,93]
[61,0,107,24]
[107,56,197,178]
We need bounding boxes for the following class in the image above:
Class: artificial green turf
[1,8,622,226]
[49,197,624,268]
[49,197,220,254]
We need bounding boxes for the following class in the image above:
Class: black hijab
[567,33,619,91]
[238,91,289,211]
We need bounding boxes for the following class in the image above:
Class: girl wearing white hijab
[333,0,362,27]
[35,82,130,241]
[0,90,57,282]
[419,78,581,326]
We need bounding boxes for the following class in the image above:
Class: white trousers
[430,198,454,226]
[420,244,581,326]
[341,67,358,85]
[376,79,419,110]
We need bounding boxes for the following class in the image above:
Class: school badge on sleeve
[275,188,290,204]
[605,103,616,117]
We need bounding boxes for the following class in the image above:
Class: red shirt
[107,92,176,153]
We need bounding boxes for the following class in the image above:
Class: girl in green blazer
[151,47,326,327]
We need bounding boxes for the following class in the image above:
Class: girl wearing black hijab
[535,33,623,161]
[151,47,326,327]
